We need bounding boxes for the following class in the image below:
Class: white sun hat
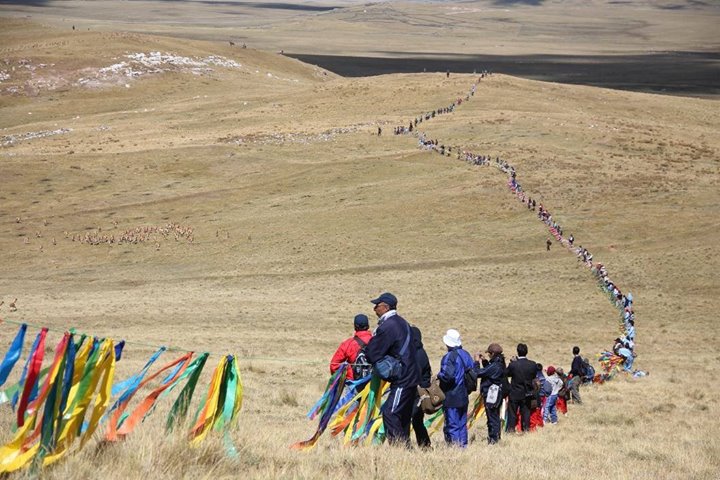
[443,329,462,348]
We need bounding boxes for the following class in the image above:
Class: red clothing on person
[330,330,373,380]
[557,396,568,415]
[513,402,544,432]
[530,399,545,431]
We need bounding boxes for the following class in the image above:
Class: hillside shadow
[106,0,339,11]
[287,51,720,97]
[0,0,49,5]
[244,2,337,11]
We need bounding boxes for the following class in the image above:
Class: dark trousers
[486,405,501,443]
[507,397,532,432]
[411,397,431,448]
[383,385,415,446]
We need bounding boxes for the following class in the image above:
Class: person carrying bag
[474,343,507,444]
[365,292,420,446]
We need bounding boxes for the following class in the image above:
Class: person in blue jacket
[365,292,419,446]
[437,329,474,447]
[474,343,506,444]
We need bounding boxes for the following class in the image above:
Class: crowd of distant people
[459,151,494,166]
[506,169,640,376]
[392,99,457,137]
[400,72,640,377]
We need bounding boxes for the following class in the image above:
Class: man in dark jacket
[410,325,431,448]
[505,343,537,432]
[474,343,506,444]
[437,329,474,447]
[365,292,419,446]
[568,346,584,404]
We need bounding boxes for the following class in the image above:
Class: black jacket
[474,354,506,397]
[505,357,538,401]
[570,355,584,377]
[411,326,432,389]
[366,313,419,388]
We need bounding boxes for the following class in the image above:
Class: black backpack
[451,350,478,394]
[464,367,478,394]
[352,337,372,379]
[582,358,595,381]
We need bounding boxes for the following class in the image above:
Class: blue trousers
[543,394,558,423]
[443,406,468,447]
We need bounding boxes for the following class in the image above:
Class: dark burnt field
[289,51,720,97]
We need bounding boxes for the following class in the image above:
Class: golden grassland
[0,15,719,480]
[1,0,718,57]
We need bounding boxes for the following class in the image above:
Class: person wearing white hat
[437,329,475,447]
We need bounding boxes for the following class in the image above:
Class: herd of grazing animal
[14,218,196,249]
[5,219,198,316]
[67,223,195,246]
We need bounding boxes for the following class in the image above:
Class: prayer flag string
[0,323,243,472]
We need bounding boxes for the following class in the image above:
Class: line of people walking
[399,74,640,377]
[506,169,639,375]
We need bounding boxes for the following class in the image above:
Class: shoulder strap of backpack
[448,349,464,375]
[450,349,472,369]
[449,348,459,364]
[398,321,411,357]
[353,336,367,349]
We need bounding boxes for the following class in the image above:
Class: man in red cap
[543,366,563,424]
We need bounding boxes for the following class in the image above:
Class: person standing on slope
[411,325,432,448]
[365,292,419,446]
[474,343,506,444]
[329,314,373,381]
[505,343,538,432]
[437,329,474,447]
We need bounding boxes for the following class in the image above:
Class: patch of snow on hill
[2,128,72,147]
[78,52,244,87]
[222,124,373,146]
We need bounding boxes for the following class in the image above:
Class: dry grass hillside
[1,16,719,480]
